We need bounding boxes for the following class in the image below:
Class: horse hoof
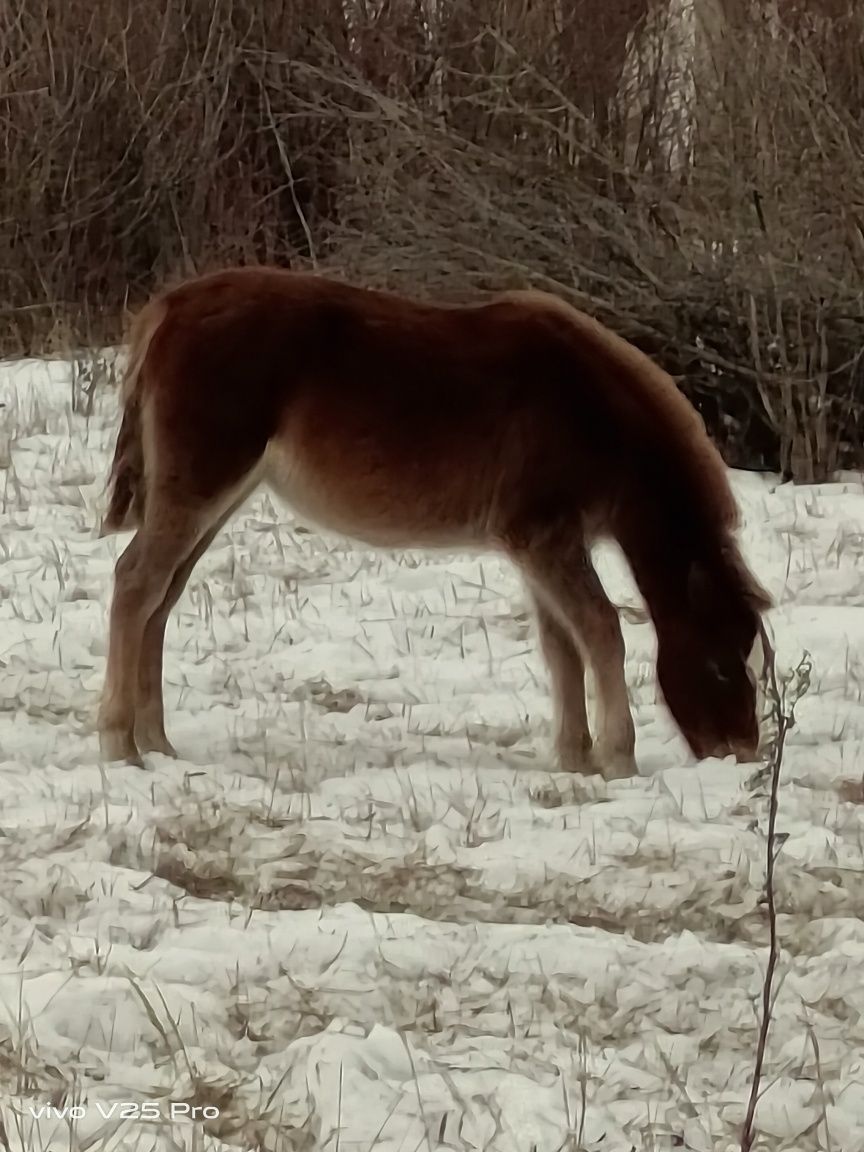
[99,727,144,767]
[598,751,638,780]
[136,731,178,759]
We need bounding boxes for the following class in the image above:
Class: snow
[1,356,864,1151]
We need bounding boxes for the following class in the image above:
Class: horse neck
[611,508,707,629]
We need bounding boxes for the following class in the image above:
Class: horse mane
[497,289,740,540]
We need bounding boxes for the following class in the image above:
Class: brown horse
[98,267,770,775]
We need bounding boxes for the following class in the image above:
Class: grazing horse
[98,267,771,775]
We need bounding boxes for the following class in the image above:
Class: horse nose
[731,739,759,764]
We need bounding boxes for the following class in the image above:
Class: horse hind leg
[98,504,202,764]
[134,503,239,757]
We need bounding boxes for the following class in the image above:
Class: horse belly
[261,436,484,549]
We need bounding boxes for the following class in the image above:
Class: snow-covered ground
[1,356,864,1152]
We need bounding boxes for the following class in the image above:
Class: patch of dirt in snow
[2,360,864,1151]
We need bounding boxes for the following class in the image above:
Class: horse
[97,266,771,776]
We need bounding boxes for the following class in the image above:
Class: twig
[740,629,811,1152]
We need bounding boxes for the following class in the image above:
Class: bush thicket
[2,0,862,479]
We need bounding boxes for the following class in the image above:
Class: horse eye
[707,659,730,684]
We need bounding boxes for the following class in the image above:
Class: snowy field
[2,356,864,1152]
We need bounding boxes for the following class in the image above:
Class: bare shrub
[0,0,345,350]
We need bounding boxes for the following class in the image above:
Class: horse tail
[99,300,166,536]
